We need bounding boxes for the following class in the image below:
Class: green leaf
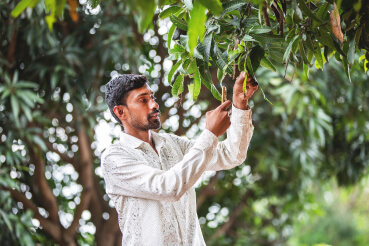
[32,135,47,151]
[198,0,223,16]
[193,60,201,100]
[170,14,188,31]
[242,34,256,42]
[0,210,13,233]
[248,25,272,34]
[348,37,356,65]
[247,45,265,75]
[260,57,276,72]
[168,60,182,84]
[172,74,184,97]
[22,104,33,121]
[313,2,330,28]
[299,40,311,66]
[11,0,40,18]
[197,59,222,100]
[283,36,300,62]
[221,0,245,16]
[217,68,225,84]
[297,0,322,23]
[243,74,247,95]
[55,0,67,17]
[44,0,57,31]
[305,34,315,52]
[251,34,284,44]
[11,95,20,120]
[314,48,324,70]
[167,24,176,49]
[159,6,182,19]
[317,29,335,49]
[214,46,233,74]
[137,1,156,33]
[188,83,194,100]
[203,33,212,64]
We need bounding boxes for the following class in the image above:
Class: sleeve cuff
[193,129,218,151]
[231,104,252,125]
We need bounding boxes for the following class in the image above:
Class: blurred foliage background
[1,0,369,245]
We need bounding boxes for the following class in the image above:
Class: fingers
[218,100,232,111]
[235,71,246,86]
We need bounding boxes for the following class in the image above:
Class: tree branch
[65,122,94,238]
[28,147,59,224]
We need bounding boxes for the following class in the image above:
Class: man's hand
[233,72,258,110]
[205,100,232,137]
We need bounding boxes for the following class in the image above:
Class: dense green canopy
[1,0,368,245]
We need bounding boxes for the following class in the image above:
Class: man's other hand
[233,71,258,110]
[205,100,232,137]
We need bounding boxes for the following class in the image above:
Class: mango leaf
[11,0,40,18]
[260,57,276,72]
[248,25,272,34]
[203,33,213,63]
[297,0,322,23]
[137,1,156,33]
[314,48,324,70]
[198,0,223,16]
[167,24,176,49]
[221,0,245,16]
[188,1,207,56]
[172,74,184,97]
[247,45,265,76]
[299,40,311,66]
[168,60,182,84]
[251,34,284,44]
[214,46,233,74]
[159,6,181,19]
[45,0,57,30]
[55,0,67,17]
[317,29,335,49]
[192,60,202,100]
[197,59,222,100]
[170,14,188,31]
[283,36,300,62]
[242,34,256,42]
[11,95,20,121]
[348,35,356,65]
[217,67,225,84]
[313,2,330,28]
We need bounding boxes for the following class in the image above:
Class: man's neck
[124,128,152,144]
[124,128,157,154]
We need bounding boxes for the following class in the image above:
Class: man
[101,72,258,245]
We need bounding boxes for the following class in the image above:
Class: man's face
[124,84,161,131]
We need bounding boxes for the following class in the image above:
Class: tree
[1,0,369,245]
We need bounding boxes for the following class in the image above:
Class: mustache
[148,109,161,117]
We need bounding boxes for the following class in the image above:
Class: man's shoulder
[101,141,131,159]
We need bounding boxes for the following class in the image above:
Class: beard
[128,109,161,131]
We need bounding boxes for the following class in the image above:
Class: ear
[113,105,127,121]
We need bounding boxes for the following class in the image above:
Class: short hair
[105,74,148,125]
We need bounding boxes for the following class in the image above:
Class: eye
[140,98,147,103]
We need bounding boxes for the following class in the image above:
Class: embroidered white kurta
[101,105,254,246]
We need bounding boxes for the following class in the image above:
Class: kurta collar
[119,130,165,149]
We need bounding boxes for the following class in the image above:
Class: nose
[150,98,159,110]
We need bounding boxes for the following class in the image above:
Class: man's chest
[133,142,183,170]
